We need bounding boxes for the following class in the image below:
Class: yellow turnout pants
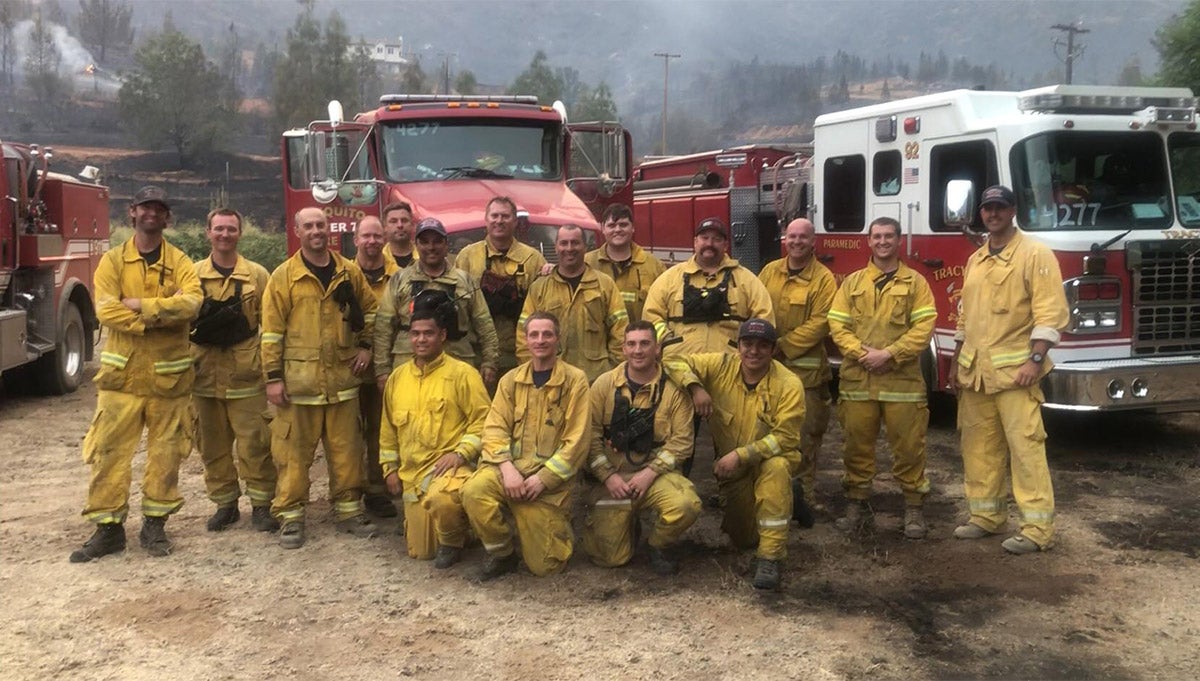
[462,466,574,576]
[401,467,473,560]
[720,456,796,560]
[958,387,1055,547]
[582,471,701,567]
[838,399,930,505]
[194,393,276,507]
[269,399,366,523]
[81,390,193,523]
[797,384,833,500]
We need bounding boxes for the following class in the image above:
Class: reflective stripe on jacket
[758,257,836,387]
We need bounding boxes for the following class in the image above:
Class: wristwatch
[1030,352,1046,364]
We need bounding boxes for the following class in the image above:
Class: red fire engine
[632,145,807,270]
[281,95,632,257]
[0,141,108,394]
[787,84,1200,413]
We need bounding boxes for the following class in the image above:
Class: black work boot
[206,504,240,532]
[478,552,519,581]
[139,516,173,557]
[752,558,781,590]
[648,546,680,576]
[364,493,398,518]
[69,523,126,563]
[834,501,874,533]
[251,506,280,533]
[434,545,463,569]
[792,481,816,529]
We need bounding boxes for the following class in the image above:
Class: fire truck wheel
[37,302,85,395]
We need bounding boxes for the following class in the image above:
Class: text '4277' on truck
[778,84,1200,413]
[281,94,633,258]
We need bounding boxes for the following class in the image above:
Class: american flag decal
[903,167,920,184]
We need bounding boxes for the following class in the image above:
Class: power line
[1051,22,1089,84]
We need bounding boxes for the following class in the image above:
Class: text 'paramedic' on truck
[281,95,632,259]
[779,84,1200,413]
[0,141,107,394]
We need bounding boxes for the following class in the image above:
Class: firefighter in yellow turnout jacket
[455,197,546,374]
[758,218,837,523]
[584,321,700,574]
[828,217,937,538]
[952,185,1069,554]
[584,203,666,322]
[261,207,379,549]
[517,224,628,381]
[665,319,804,590]
[190,208,278,533]
[462,312,591,579]
[643,217,773,359]
[354,216,403,518]
[71,187,202,563]
[374,218,499,389]
[380,309,490,567]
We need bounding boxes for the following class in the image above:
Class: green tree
[509,50,562,103]
[454,68,477,95]
[118,31,234,168]
[74,0,131,62]
[572,82,618,122]
[400,56,427,93]
[1155,2,1200,90]
[272,2,355,128]
[24,10,69,120]
[348,40,379,114]
[1117,57,1145,86]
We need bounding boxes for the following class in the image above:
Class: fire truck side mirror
[307,131,329,184]
[944,179,976,229]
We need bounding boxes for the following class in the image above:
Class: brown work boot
[835,501,873,533]
[279,521,305,549]
[903,507,928,539]
[1001,535,1044,555]
[953,522,1001,540]
[336,515,378,538]
[69,523,126,563]
[139,516,173,557]
[206,504,240,532]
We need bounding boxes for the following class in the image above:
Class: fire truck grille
[1130,240,1200,355]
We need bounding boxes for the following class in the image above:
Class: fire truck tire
[37,302,85,395]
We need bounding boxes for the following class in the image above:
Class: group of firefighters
[68,183,1070,590]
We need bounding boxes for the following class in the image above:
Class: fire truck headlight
[1098,311,1119,328]
[1073,309,1099,329]
[1107,379,1126,400]
[1131,378,1149,398]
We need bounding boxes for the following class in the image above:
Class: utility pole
[654,51,681,155]
[438,51,456,94]
[1051,22,1089,84]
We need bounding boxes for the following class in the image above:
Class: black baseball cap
[415,217,448,238]
[980,185,1015,208]
[132,185,170,209]
[695,217,727,236]
[738,318,778,343]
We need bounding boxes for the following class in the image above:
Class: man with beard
[70,186,202,562]
[517,224,627,381]
[664,319,804,590]
[757,218,837,525]
[354,215,401,518]
[261,207,379,549]
[379,308,490,567]
[643,217,773,359]
[456,197,546,375]
[374,218,499,390]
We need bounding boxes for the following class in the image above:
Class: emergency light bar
[379,94,539,105]
[1019,93,1199,114]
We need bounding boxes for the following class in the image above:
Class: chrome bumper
[1042,356,1200,413]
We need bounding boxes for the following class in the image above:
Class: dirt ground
[1,364,1198,681]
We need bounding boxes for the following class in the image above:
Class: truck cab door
[566,122,633,220]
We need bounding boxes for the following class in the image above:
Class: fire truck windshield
[1011,131,1172,231]
[379,119,562,183]
[1168,132,1200,227]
